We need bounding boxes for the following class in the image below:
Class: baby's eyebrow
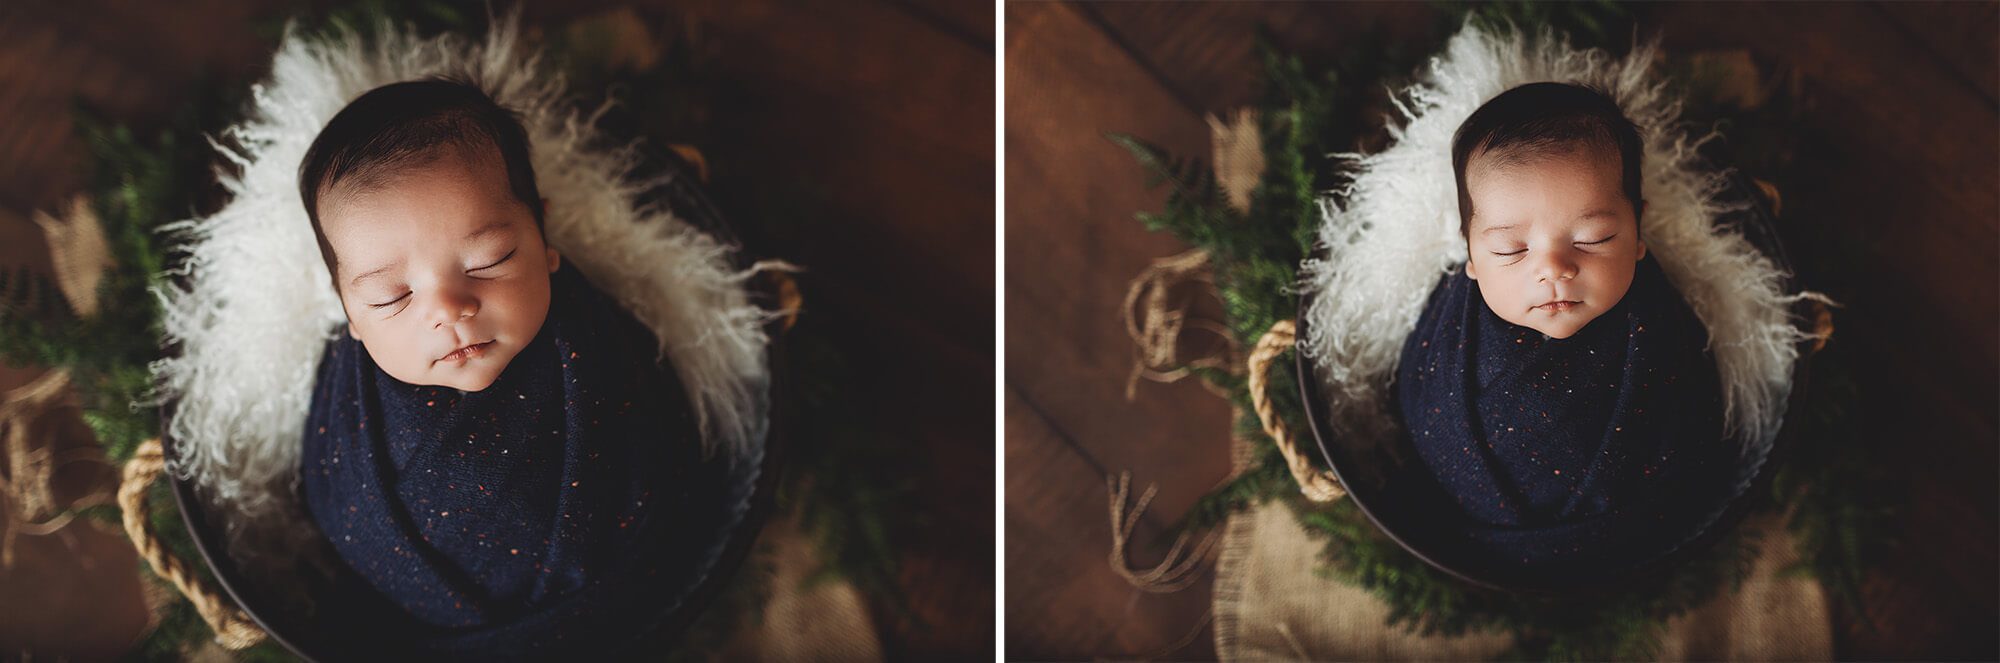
[349,261,402,288]
[464,221,512,241]
[1479,224,1518,236]
[344,222,513,287]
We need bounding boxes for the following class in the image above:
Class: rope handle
[118,438,267,650]
[1247,320,1344,502]
[767,269,802,332]
[1806,297,1835,355]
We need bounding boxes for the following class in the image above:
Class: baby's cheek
[1479,288,1523,326]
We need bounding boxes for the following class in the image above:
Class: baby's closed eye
[468,248,517,278]
[368,292,410,309]
[358,247,519,311]
[1490,234,1616,258]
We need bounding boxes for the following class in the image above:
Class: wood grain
[1004,1,1236,659]
[631,3,996,656]
[0,0,995,658]
[1006,1,1997,660]
[1644,6,1997,656]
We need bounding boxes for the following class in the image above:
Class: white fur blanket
[150,14,772,545]
[1299,22,1820,453]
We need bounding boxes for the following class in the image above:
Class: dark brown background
[1006,2,1996,660]
[0,0,993,658]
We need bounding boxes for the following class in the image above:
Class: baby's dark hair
[297,77,542,284]
[1451,81,1644,239]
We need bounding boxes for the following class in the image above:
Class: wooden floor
[0,0,994,659]
[5,0,1996,660]
[1005,2,1997,661]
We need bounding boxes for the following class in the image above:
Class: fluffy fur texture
[1299,22,1818,453]
[151,14,772,553]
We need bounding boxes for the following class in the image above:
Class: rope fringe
[1122,249,1236,400]
[1797,293,1837,354]
[0,369,115,568]
[757,268,804,332]
[1106,472,1220,593]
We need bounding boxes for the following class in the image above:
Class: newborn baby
[296,79,726,653]
[1394,83,1734,580]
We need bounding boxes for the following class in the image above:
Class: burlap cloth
[1212,501,1833,661]
[718,514,884,662]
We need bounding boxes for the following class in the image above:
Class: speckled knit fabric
[301,262,735,657]
[1393,258,1736,581]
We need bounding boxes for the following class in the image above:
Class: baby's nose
[428,291,480,328]
[1533,254,1579,283]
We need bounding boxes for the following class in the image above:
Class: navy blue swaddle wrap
[1393,258,1737,581]
[302,262,740,656]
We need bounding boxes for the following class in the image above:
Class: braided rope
[1247,320,1344,502]
[1806,298,1835,354]
[769,270,802,332]
[118,438,266,650]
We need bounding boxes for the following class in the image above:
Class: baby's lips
[1533,300,1583,314]
[435,339,495,363]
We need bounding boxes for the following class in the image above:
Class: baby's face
[1463,147,1645,339]
[320,146,559,392]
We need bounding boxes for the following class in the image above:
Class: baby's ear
[1465,257,1479,280]
[1633,199,1648,262]
[346,321,359,339]
[545,247,560,273]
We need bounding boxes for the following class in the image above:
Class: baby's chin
[1488,299,1608,339]
[374,354,507,392]
[377,367,501,392]
[430,370,502,393]
[1490,302,1600,339]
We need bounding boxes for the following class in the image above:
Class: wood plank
[0,510,152,658]
[1012,2,1995,660]
[1084,2,1443,115]
[1005,0,1234,532]
[0,1,996,658]
[660,0,995,346]
[0,1,280,212]
[1868,0,2000,105]
[1004,387,1216,660]
[882,0,993,54]
[1643,4,1998,660]
[1649,3,1997,360]
[0,207,149,655]
[623,1,995,657]
[1004,2,1238,658]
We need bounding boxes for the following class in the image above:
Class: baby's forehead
[333,140,503,195]
[322,145,512,217]
[319,158,529,283]
[1467,139,1620,179]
